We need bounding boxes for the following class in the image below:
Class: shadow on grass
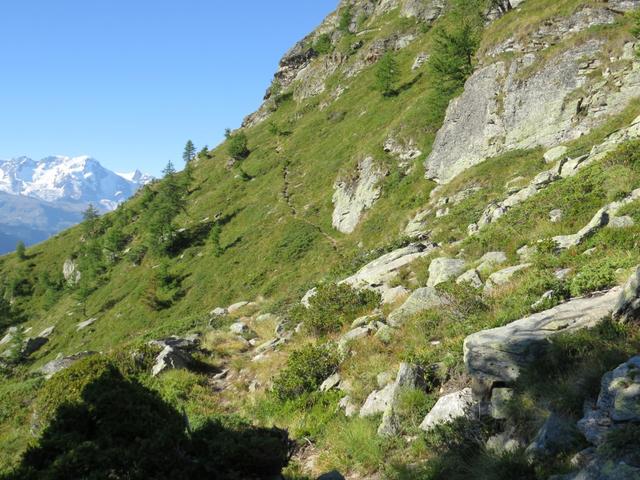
[3,364,292,480]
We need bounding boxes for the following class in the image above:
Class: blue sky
[0,1,336,176]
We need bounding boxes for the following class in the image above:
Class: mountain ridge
[0,155,151,253]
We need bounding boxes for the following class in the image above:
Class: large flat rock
[464,287,621,394]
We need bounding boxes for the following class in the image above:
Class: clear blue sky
[0,1,336,175]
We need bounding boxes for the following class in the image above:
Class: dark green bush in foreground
[4,356,291,480]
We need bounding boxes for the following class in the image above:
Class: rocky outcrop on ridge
[426,9,640,184]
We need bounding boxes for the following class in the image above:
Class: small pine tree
[82,204,100,236]
[375,52,399,97]
[428,20,480,95]
[16,241,26,260]
[183,140,196,163]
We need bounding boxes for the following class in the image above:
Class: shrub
[569,257,624,297]
[298,283,381,335]
[604,139,640,169]
[338,5,352,33]
[313,33,333,55]
[227,132,250,160]
[272,343,339,400]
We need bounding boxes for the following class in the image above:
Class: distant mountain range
[0,156,151,254]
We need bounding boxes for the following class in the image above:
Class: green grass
[3,1,640,477]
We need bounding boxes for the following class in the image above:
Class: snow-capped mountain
[0,155,151,212]
[0,155,152,254]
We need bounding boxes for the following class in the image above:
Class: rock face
[426,30,640,183]
[62,258,81,285]
[339,241,437,298]
[377,363,429,436]
[149,335,199,377]
[525,413,581,460]
[578,356,640,445]
[613,266,640,323]
[76,317,97,331]
[427,258,466,287]
[419,388,475,431]
[151,345,191,377]
[387,287,445,326]
[456,269,483,289]
[332,157,387,234]
[470,115,640,235]
[464,287,622,396]
[483,263,532,294]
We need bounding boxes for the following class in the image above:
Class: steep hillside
[1,1,640,479]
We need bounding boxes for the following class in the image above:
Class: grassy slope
[2,1,640,476]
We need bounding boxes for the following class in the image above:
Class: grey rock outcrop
[485,6,618,58]
[427,257,466,287]
[477,251,508,273]
[229,322,249,335]
[483,263,532,294]
[0,327,17,346]
[360,382,396,417]
[332,157,388,234]
[22,336,49,357]
[149,335,199,377]
[613,266,640,323]
[151,345,192,377]
[526,413,581,460]
[427,33,640,183]
[63,258,81,285]
[39,351,97,379]
[549,209,564,223]
[544,146,568,163]
[464,286,622,397]
[387,287,446,326]
[76,317,97,331]
[377,363,429,436]
[456,269,483,289]
[227,301,249,314]
[419,388,476,431]
[337,241,437,299]
[553,189,640,250]
[383,137,422,172]
[578,356,640,445]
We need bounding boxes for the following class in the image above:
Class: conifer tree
[375,52,399,97]
[16,241,26,260]
[183,140,196,163]
[82,204,100,236]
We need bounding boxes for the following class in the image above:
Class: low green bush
[272,343,339,401]
[296,282,380,335]
[569,257,623,297]
[313,33,333,55]
[227,132,250,160]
